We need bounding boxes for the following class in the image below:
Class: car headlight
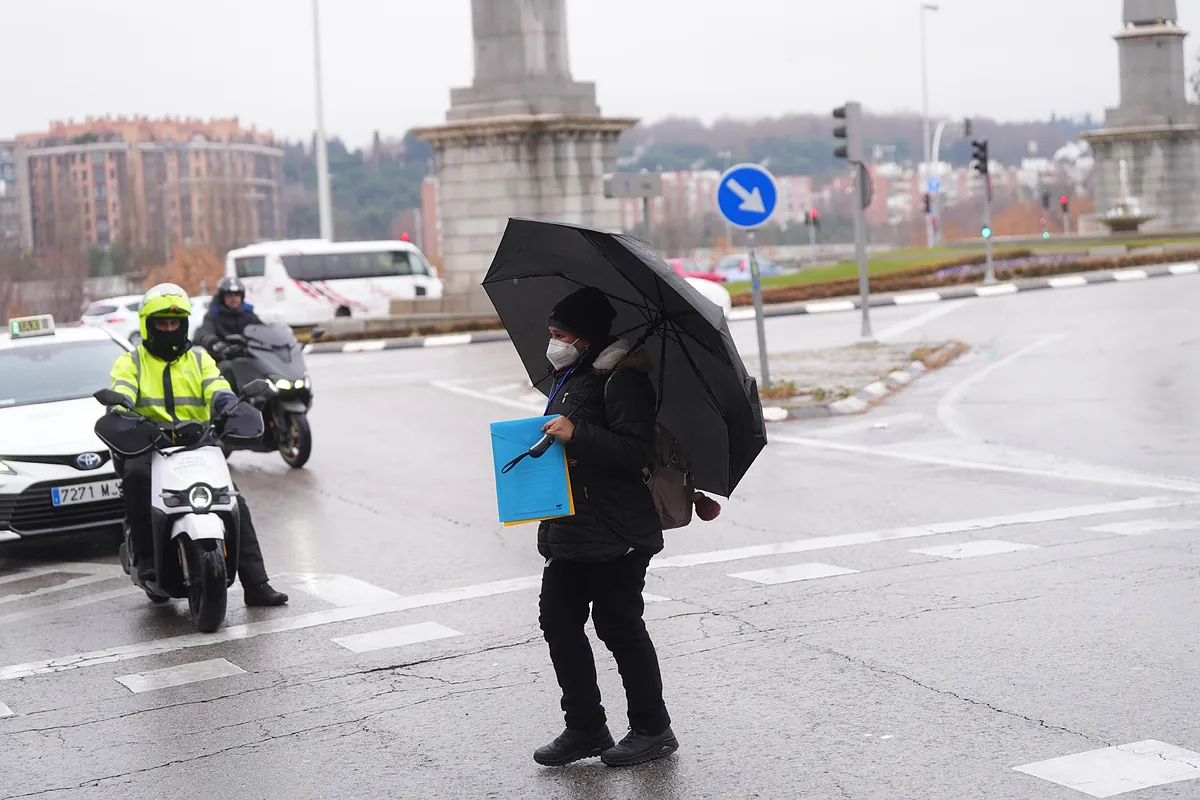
[188,485,214,510]
[0,460,14,476]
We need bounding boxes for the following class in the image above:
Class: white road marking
[772,432,1200,494]
[1084,518,1200,536]
[424,334,473,347]
[486,382,528,394]
[332,621,463,654]
[727,309,757,322]
[115,658,246,693]
[1013,739,1200,798]
[0,497,1187,680]
[936,334,1066,442]
[280,574,400,608]
[0,701,12,717]
[731,563,858,585]
[808,413,925,439]
[0,587,138,626]
[642,592,671,603]
[974,283,1019,297]
[910,540,1038,559]
[1168,263,1199,275]
[0,573,122,606]
[0,567,61,586]
[430,379,544,414]
[805,300,856,314]
[0,563,117,587]
[877,300,970,341]
[1112,268,1148,281]
[892,291,942,305]
[651,496,1192,570]
[1049,275,1088,288]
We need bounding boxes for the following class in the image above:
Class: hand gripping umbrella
[481,218,767,498]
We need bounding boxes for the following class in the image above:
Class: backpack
[605,376,695,531]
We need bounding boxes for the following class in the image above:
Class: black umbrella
[481,218,767,498]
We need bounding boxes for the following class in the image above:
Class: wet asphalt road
[1,273,1199,799]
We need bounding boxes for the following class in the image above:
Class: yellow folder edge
[502,448,576,527]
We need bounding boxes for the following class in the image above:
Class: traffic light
[971,140,989,176]
[807,208,820,229]
[923,193,932,214]
[981,226,992,239]
[1041,191,1051,210]
[833,102,864,163]
[1060,195,1069,213]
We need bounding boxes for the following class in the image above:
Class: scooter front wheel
[279,412,312,469]
[179,538,228,633]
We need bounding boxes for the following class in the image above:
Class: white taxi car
[0,315,132,542]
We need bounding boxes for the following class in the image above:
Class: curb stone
[760,341,970,423]
[302,261,1199,355]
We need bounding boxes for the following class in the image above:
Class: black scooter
[218,323,316,469]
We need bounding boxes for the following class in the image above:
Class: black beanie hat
[547,287,616,343]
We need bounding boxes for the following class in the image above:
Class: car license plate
[50,480,122,507]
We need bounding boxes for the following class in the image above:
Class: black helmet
[216,276,245,299]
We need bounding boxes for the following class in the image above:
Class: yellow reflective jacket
[110,345,233,424]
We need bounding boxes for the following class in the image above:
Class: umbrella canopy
[481,218,767,497]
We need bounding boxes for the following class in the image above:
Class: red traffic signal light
[809,209,818,220]
[1059,195,1068,205]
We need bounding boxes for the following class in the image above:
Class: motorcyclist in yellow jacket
[109,283,288,606]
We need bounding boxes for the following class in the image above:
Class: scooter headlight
[294,378,305,389]
[188,485,214,510]
[273,378,293,391]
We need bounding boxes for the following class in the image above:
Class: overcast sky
[5,0,1199,147]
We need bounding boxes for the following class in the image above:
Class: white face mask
[546,338,581,370]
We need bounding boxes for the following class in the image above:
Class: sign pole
[715,162,779,390]
[853,165,874,344]
[983,176,996,285]
[808,214,817,263]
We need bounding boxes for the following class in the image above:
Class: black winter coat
[537,340,663,563]
[195,305,263,351]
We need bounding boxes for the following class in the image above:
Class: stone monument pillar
[413,0,638,311]
[1082,0,1200,230]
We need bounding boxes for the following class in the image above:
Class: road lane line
[430,379,545,413]
[807,413,925,439]
[0,701,12,717]
[1084,518,1200,536]
[0,496,1185,680]
[1014,739,1200,797]
[115,658,246,693]
[332,622,463,654]
[910,540,1039,559]
[877,300,970,341]
[730,563,858,585]
[0,587,138,626]
[279,574,400,607]
[651,496,1193,570]
[0,573,122,606]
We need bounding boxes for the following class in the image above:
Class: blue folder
[490,415,576,526]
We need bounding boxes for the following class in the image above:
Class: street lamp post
[920,2,939,249]
[312,0,333,241]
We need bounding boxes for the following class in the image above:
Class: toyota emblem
[76,452,102,470]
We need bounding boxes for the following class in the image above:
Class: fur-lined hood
[592,339,651,374]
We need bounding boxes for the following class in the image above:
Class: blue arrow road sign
[927,178,941,193]
[716,164,778,230]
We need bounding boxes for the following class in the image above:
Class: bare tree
[37,167,90,319]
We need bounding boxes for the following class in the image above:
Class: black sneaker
[533,726,615,767]
[244,582,289,607]
[601,727,679,767]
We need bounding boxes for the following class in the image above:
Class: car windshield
[83,303,118,316]
[281,250,431,281]
[0,339,126,408]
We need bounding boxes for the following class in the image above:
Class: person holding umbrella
[482,218,768,768]
[532,286,679,768]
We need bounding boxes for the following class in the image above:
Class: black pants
[119,453,269,587]
[538,551,670,734]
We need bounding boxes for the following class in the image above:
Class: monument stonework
[1083,0,1200,230]
[414,0,637,310]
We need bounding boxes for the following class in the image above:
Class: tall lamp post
[312,0,333,241]
[920,2,939,248]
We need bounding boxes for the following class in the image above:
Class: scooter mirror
[242,378,278,399]
[310,327,327,342]
[94,388,133,409]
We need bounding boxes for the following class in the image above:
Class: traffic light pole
[983,176,995,285]
[807,216,817,264]
[853,165,874,343]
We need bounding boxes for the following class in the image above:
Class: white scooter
[93,380,275,633]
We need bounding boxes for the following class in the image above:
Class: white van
[224,239,444,326]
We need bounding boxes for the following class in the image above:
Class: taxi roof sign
[8,315,56,339]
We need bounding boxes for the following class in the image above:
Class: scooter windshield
[243,324,296,350]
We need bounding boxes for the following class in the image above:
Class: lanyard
[544,365,578,415]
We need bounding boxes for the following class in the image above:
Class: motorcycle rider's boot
[244,582,288,607]
[133,554,155,587]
